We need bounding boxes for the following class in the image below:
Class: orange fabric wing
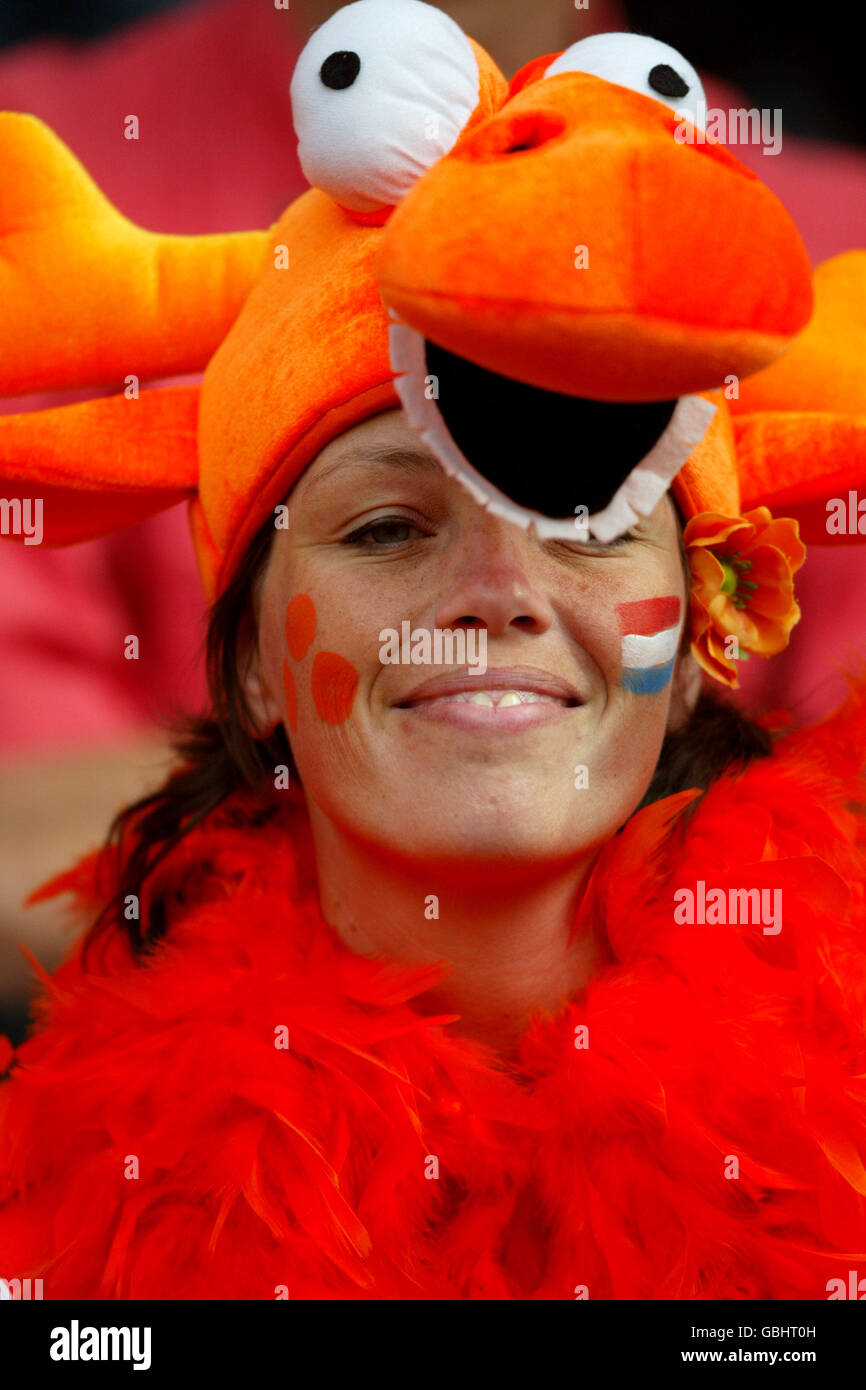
[0,387,199,545]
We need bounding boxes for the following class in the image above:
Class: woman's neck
[306,805,612,1059]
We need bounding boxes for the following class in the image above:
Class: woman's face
[246,407,699,870]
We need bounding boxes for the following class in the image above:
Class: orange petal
[752,520,806,572]
[706,592,742,630]
[692,633,738,687]
[742,553,795,615]
[689,546,727,601]
[748,582,797,622]
[689,593,712,640]
[741,506,773,529]
[734,605,798,654]
[706,626,734,660]
[684,512,753,547]
[706,600,763,651]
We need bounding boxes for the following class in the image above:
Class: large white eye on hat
[546,33,706,131]
[290,0,480,213]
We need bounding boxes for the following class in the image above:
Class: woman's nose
[432,517,555,638]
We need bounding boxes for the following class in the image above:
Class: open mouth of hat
[388,318,718,542]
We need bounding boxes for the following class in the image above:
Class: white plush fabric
[290,0,479,212]
[546,33,707,131]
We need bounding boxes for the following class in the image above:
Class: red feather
[0,686,865,1298]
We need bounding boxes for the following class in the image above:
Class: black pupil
[320,51,361,90]
[648,63,689,99]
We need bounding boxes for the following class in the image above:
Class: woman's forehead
[297,412,439,498]
[303,408,425,471]
[293,407,681,540]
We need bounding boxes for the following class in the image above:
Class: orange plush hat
[1,1,865,688]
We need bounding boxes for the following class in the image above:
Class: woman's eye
[556,528,636,556]
[344,516,428,547]
[556,531,635,555]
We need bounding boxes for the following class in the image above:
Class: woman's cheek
[281,592,360,730]
[310,652,360,724]
[285,593,317,660]
[277,584,684,735]
[282,661,298,732]
[615,595,683,697]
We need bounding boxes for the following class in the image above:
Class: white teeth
[434,689,564,707]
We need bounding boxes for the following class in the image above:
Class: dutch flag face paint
[616,596,682,695]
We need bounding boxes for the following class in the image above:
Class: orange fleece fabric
[0,20,863,599]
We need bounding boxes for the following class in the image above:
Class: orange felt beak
[377,72,814,403]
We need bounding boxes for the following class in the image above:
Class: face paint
[616,596,682,695]
[285,594,317,661]
[282,659,298,732]
[311,651,360,725]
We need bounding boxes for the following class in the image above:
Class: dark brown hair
[80,504,772,969]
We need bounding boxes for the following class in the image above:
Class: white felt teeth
[387,318,717,541]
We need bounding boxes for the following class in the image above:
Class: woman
[0,2,864,1300]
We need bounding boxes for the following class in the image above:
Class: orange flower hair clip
[684,507,807,688]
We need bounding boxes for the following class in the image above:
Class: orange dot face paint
[282,659,298,732]
[311,651,359,725]
[285,594,317,661]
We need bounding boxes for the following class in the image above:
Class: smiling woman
[86,406,736,1053]
[0,0,865,1304]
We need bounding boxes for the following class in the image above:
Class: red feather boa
[1,689,866,1300]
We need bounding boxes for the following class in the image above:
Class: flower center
[720,553,758,609]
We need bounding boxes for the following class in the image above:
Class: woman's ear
[666,648,702,734]
[237,607,283,739]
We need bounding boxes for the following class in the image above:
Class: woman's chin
[357,797,608,871]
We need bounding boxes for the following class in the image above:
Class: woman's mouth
[419,688,564,707]
[396,691,576,729]
[394,669,582,729]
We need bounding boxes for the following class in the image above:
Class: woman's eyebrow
[302,445,443,497]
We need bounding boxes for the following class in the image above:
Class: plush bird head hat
[1,0,865,685]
